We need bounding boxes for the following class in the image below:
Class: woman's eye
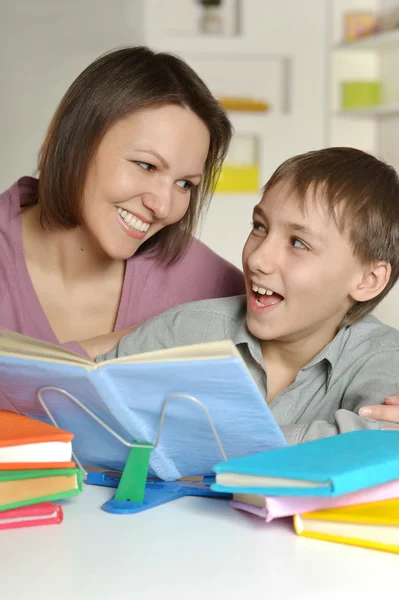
[176,179,194,190]
[251,221,266,233]
[291,237,308,250]
[136,161,155,171]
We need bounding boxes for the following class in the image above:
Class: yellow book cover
[294,498,399,554]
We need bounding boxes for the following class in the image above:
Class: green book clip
[114,443,152,504]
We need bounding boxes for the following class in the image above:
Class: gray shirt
[98,295,399,444]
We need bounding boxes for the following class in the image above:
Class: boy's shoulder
[101,295,249,361]
[151,294,248,342]
[159,294,247,322]
[322,314,399,394]
[348,314,399,351]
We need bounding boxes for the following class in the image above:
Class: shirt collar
[229,301,349,376]
[303,326,349,371]
[229,304,267,368]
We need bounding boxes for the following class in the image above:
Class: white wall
[199,1,330,269]
[329,0,398,329]
[377,0,399,171]
[145,0,330,269]
[373,0,399,327]
[0,0,143,190]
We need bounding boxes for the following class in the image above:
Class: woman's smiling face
[81,104,210,260]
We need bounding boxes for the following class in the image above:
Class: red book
[0,502,63,530]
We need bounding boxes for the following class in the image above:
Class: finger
[383,396,399,405]
[359,405,399,423]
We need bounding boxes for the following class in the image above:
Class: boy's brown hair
[262,147,399,325]
[37,46,232,264]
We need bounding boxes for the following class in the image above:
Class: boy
[94,147,399,444]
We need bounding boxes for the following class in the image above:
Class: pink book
[230,479,399,522]
[0,502,63,530]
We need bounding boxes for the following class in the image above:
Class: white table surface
[1,484,397,600]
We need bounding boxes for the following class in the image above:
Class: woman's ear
[351,261,391,303]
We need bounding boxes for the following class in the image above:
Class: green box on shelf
[341,81,382,109]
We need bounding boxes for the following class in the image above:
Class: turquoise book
[212,430,399,497]
[0,329,286,481]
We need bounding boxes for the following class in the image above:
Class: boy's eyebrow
[252,205,325,243]
[253,205,267,219]
[281,221,325,243]
[135,148,202,179]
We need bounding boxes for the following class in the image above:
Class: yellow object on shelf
[218,96,270,112]
[341,81,381,110]
[215,165,259,193]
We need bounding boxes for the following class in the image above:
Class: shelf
[228,112,271,131]
[335,102,399,118]
[334,28,399,51]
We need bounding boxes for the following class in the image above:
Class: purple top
[0,177,245,355]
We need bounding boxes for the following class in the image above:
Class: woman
[0,46,244,356]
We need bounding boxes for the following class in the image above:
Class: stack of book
[212,430,399,554]
[0,409,83,530]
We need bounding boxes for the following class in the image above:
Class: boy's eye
[291,237,308,250]
[176,179,194,190]
[136,161,155,171]
[251,221,267,233]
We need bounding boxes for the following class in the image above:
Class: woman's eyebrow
[134,148,202,179]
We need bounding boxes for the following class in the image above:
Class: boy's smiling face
[242,180,367,347]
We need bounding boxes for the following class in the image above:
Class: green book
[0,467,83,512]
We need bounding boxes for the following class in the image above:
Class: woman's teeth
[117,208,150,232]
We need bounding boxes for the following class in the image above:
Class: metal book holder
[36,386,231,514]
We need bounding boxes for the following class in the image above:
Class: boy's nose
[247,239,279,275]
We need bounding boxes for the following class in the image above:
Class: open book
[0,330,286,480]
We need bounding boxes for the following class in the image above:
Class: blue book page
[98,357,287,479]
[0,355,287,479]
[0,358,134,471]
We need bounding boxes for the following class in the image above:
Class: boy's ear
[350,261,391,303]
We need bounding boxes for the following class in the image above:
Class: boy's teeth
[252,283,274,296]
[117,207,150,232]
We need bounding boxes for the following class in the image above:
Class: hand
[359,395,399,430]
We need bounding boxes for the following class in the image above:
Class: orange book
[0,410,75,470]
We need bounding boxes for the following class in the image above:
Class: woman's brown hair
[38,46,232,263]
